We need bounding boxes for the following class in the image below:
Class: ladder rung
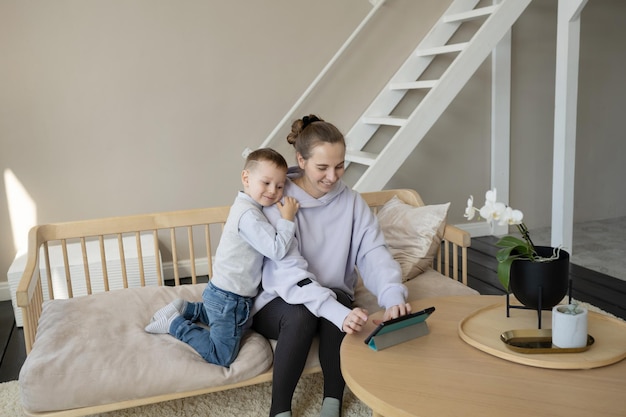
[443,5,497,23]
[415,42,468,57]
[345,150,377,166]
[362,116,407,127]
[390,80,437,90]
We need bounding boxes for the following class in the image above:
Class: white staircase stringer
[352,0,532,192]
[345,0,482,151]
[259,0,386,151]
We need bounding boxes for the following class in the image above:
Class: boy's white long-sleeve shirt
[252,172,407,330]
[210,192,295,297]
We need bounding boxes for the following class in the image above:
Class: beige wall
[1,0,625,286]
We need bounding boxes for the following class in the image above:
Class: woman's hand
[342,308,368,334]
[382,303,412,322]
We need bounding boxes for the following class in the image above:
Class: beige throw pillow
[377,196,450,282]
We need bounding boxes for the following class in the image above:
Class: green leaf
[496,257,515,292]
[496,245,518,262]
[494,236,536,291]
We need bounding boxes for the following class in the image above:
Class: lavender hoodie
[252,170,407,330]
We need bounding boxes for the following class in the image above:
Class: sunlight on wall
[4,169,37,255]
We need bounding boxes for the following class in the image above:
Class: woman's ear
[296,152,305,169]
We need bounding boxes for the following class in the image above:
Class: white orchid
[466,188,524,226]
[465,188,539,291]
[464,195,476,220]
[501,206,524,226]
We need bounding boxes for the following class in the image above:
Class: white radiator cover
[8,234,162,327]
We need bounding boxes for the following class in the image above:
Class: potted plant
[464,189,570,310]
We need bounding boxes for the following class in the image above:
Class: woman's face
[297,142,346,198]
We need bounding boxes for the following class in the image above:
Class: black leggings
[252,289,351,417]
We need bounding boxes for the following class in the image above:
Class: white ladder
[346,0,532,191]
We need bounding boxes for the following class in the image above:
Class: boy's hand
[276,196,299,221]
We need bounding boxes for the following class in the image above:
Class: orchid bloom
[465,187,524,226]
[477,188,499,222]
[500,207,524,226]
[479,200,506,223]
[464,195,477,220]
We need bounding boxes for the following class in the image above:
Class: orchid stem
[516,223,537,254]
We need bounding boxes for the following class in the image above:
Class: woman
[252,115,412,417]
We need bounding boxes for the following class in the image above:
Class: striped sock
[145,301,183,334]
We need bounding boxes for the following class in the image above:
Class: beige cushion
[19,284,273,413]
[353,269,479,314]
[377,196,450,282]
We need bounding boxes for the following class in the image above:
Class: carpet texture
[1,373,371,417]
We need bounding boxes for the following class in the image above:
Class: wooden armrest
[16,227,41,307]
[442,224,471,248]
[436,224,470,285]
[16,227,45,354]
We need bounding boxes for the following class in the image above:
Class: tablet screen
[364,306,435,344]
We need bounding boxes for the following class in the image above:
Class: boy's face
[241,160,287,207]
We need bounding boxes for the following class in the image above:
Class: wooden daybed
[16,189,478,416]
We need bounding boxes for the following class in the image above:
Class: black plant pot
[509,246,570,310]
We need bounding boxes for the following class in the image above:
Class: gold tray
[501,329,594,354]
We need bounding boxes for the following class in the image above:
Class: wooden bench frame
[16,189,470,416]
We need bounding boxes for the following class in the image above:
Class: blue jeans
[169,282,251,367]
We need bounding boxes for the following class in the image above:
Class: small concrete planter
[551,304,588,348]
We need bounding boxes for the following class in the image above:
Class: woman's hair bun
[302,114,321,129]
[287,114,323,144]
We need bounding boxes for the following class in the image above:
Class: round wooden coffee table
[340,295,626,417]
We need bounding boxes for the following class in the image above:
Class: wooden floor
[1,236,624,382]
[468,236,626,319]
[0,300,25,383]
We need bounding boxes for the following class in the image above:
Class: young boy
[145,148,299,367]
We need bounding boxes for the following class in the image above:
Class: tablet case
[366,317,430,351]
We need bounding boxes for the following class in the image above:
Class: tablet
[364,306,435,345]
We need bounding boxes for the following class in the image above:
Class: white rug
[0,373,371,417]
